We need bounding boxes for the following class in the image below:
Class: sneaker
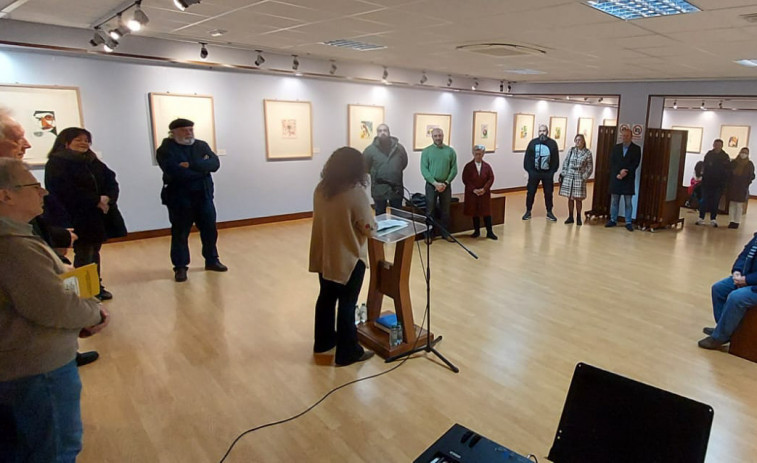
[695,218,705,225]
[576,217,583,226]
[174,267,188,282]
[546,211,557,222]
[626,223,634,232]
[698,336,725,350]
[702,327,715,336]
[205,261,229,272]
[564,217,574,224]
[604,221,617,228]
[710,220,718,228]
[522,211,532,221]
[728,222,739,229]
[76,351,99,367]
[96,287,113,301]
[486,232,498,240]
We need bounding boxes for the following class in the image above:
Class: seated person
[699,232,757,349]
[685,161,703,209]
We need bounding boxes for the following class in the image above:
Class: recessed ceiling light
[209,29,227,37]
[586,0,700,21]
[735,59,757,67]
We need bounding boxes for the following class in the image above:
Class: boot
[470,217,480,237]
[484,216,498,240]
[728,222,739,229]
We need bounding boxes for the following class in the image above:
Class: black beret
[169,118,194,130]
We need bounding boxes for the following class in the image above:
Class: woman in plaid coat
[559,134,594,226]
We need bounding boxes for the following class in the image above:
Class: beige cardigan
[309,185,375,284]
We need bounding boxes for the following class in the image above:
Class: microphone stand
[382,183,477,373]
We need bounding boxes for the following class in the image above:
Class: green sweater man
[420,128,457,240]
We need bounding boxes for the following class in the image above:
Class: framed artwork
[549,116,568,151]
[672,126,703,153]
[413,113,452,151]
[263,100,313,160]
[149,93,216,152]
[472,111,497,152]
[0,84,83,165]
[603,119,617,127]
[577,117,594,149]
[348,104,384,153]
[512,113,535,152]
[720,125,750,157]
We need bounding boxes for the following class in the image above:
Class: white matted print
[603,119,617,127]
[149,93,216,152]
[413,113,452,151]
[671,126,703,153]
[720,125,750,158]
[264,100,313,160]
[577,117,594,149]
[0,84,83,165]
[473,111,497,153]
[549,116,568,151]
[348,104,384,153]
[512,113,535,152]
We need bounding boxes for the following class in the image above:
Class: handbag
[104,203,128,239]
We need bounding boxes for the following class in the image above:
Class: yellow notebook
[59,263,99,299]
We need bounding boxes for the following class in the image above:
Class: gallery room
[2,0,757,461]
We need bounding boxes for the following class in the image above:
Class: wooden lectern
[357,208,431,359]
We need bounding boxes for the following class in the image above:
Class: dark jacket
[363,136,408,200]
[523,137,559,176]
[732,233,757,287]
[727,158,755,202]
[609,142,641,195]
[700,149,731,189]
[156,138,220,208]
[44,149,121,245]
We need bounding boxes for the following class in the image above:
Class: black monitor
[548,363,714,463]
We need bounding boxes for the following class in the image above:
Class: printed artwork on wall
[512,113,535,152]
[348,104,385,152]
[577,117,594,149]
[263,99,313,160]
[720,125,750,158]
[671,126,703,153]
[0,84,83,166]
[549,116,568,151]
[149,93,216,155]
[413,113,452,151]
[473,111,497,152]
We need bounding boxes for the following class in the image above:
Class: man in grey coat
[363,124,408,215]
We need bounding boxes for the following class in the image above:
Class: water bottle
[395,322,403,346]
[389,323,399,347]
[354,304,361,325]
[359,303,368,324]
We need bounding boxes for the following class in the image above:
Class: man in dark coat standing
[605,126,641,231]
[697,139,731,227]
[363,124,408,215]
[523,124,559,221]
[157,118,227,282]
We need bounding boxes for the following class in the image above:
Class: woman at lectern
[309,147,376,366]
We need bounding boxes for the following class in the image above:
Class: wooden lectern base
[357,322,433,359]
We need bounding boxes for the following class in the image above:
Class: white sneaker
[711,220,718,228]
[695,219,705,225]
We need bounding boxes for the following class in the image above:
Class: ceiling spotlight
[199,42,208,60]
[90,28,107,47]
[381,67,388,83]
[329,61,337,75]
[174,0,201,11]
[719,100,723,109]
[447,75,452,87]
[420,72,428,85]
[471,79,478,91]
[598,97,604,103]
[499,80,504,92]
[109,14,130,40]
[254,50,265,67]
[127,1,149,31]
[292,55,299,71]
[103,35,119,52]
[673,100,677,109]
[700,101,706,110]
[507,83,512,93]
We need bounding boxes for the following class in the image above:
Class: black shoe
[564,216,574,224]
[470,230,480,238]
[486,232,498,240]
[522,211,532,220]
[335,349,375,366]
[174,267,188,282]
[626,223,634,232]
[205,261,228,272]
[96,287,113,301]
[728,222,739,229]
[703,327,715,336]
[698,336,725,350]
[546,211,557,222]
[576,217,583,226]
[605,221,617,228]
[76,351,99,367]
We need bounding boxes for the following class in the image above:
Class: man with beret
[156,118,227,282]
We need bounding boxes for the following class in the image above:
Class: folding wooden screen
[585,125,617,220]
[635,128,687,230]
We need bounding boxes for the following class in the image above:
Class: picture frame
[472,111,497,152]
[348,104,384,153]
[413,113,452,151]
[549,116,568,151]
[720,125,750,158]
[671,126,703,153]
[512,113,535,152]
[149,93,216,154]
[0,84,84,166]
[577,117,594,149]
[603,119,617,127]
[263,99,313,160]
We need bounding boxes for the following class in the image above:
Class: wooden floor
[79,187,757,462]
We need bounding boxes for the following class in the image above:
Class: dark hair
[714,139,724,145]
[48,127,92,157]
[694,160,704,177]
[318,147,367,199]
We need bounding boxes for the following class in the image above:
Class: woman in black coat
[727,147,755,229]
[45,127,126,300]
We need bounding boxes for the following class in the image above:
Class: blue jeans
[610,194,633,223]
[711,277,757,342]
[0,360,83,462]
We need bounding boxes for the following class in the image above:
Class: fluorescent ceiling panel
[586,0,700,20]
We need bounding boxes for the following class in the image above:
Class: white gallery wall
[662,109,757,195]
[0,48,614,233]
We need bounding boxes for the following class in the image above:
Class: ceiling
[3,0,757,82]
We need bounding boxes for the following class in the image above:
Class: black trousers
[526,172,555,211]
[167,192,219,269]
[373,197,403,216]
[314,261,366,365]
[74,242,103,288]
[699,185,723,220]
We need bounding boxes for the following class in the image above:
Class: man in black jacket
[157,118,227,282]
[523,124,560,221]
[606,126,641,231]
[697,139,731,227]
